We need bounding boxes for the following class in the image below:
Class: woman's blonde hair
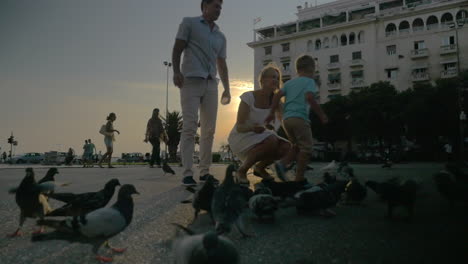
[258,63,282,91]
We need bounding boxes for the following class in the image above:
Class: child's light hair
[258,63,282,90]
[295,54,315,73]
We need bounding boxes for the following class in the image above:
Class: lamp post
[450,14,466,161]
[163,61,172,159]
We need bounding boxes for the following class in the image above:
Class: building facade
[247,0,468,102]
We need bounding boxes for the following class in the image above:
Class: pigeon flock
[6,160,468,263]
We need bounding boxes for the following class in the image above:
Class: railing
[349,59,364,66]
[440,44,457,54]
[399,28,410,34]
[413,26,424,32]
[441,68,458,78]
[351,79,365,87]
[412,72,429,81]
[327,82,341,90]
[385,30,397,37]
[327,62,341,69]
[410,48,429,57]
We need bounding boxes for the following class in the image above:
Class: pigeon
[46,178,121,217]
[366,179,418,220]
[8,168,54,237]
[248,194,278,221]
[211,164,252,236]
[163,161,175,176]
[186,174,218,222]
[343,177,367,204]
[8,167,64,195]
[262,180,308,199]
[294,185,338,215]
[253,182,273,196]
[32,184,139,263]
[37,167,59,184]
[434,170,468,206]
[171,223,239,264]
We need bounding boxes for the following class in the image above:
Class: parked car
[11,152,44,164]
[43,151,68,165]
[118,152,145,163]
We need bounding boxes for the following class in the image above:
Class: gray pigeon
[185,174,218,223]
[211,164,253,236]
[248,194,278,221]
[8,167,63,195]
[46,178,121,217]
[31,184,139,263]
[172,223,239,264]
[8,168,54,237]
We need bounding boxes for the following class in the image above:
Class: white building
[247,0,468,102]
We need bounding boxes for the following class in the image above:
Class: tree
[162,111,183,162]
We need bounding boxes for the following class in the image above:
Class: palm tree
[162,111,183,162]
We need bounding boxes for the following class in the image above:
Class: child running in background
[265,54,328,186]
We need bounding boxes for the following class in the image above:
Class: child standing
[265,54,328,186]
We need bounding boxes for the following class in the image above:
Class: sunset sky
[0,0,335,156]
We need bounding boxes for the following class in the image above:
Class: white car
[11,152,44,164]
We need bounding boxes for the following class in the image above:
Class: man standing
[86,139,96,166]
[145,108,164,168]
[172,0,230,186]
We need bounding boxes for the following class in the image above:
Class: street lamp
[163,61,172,158]
[163,61,172,120]
[449,12,466,161]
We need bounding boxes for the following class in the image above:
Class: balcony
[440,44,457,55]
[441,68,458,79]
[327,62,341,70]
[349,59,365,67]
[410,48,429,59]
[327,82,341,91]
[350,79,366,88]
[412,72,430,82]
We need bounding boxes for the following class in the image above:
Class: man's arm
[217,58,231,104]
[172,39,187,88]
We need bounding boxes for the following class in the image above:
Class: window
[315,39,322,50]
[386,45,396,55]
[349,32,356,45]
[282,62,290,72]
[340,34,348,46]
[443,62,457,71]
[331,36,338,48]
[351,70,364,80]
[281,43,290,52]
[330,55,339,63]
[442,36,455,46]
[262,59,272,66]
[264,46,272,55]
[386,68,398,79]
[352,51,362,60]
[414,40,425,50]
[328,73,341,84]
[323,37,330,49]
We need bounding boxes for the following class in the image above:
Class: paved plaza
[0,163,466,264]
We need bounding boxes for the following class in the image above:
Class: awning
[440,59,458,64]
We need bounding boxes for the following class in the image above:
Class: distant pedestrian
[99,112,120,168]
[444,142,453,162]
[144,108,165,168]
[172,0,231,186]
[82,140,89,167]
[265,54,328,186]
[86,139,96,167]
[2,151,6,163]
[65,147,74,165]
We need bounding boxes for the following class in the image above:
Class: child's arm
[306,92,328,124]
[265,90,284,124]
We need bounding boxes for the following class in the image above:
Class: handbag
[99,124,107,135]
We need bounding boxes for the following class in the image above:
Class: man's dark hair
[154,108,159,112]
[201,0,222,12]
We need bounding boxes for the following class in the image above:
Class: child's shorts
[282,117,314,153]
